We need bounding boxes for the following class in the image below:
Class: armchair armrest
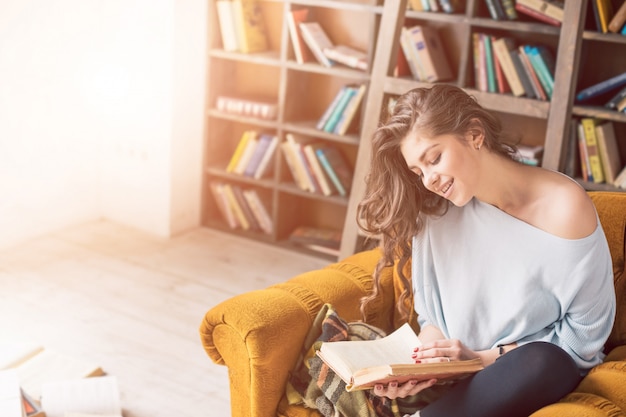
[199,249,402,417]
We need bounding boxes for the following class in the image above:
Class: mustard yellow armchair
[199,191,626,417]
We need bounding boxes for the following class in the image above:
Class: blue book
[316,86,347,130]
[576,72,626,102]
[525,45,554,99]
[315,147,352,197]
[323,86,357,133]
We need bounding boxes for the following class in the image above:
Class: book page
[0,370,22,417]
[41,376,121,417]
[318,323,421,381]
[15,349,103,400]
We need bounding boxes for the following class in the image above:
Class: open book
[316,323,484,391]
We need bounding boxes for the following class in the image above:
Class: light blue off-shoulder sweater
[412,197,616,371]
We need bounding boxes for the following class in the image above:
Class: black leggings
[421,342,582,417]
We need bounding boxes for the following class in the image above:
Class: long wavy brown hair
[358,84,517,320]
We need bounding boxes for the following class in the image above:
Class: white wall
[0,0,207,248]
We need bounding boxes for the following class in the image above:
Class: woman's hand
[373,379,437,399]
[413,338,479,363]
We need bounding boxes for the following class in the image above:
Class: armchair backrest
[589,192,626,351]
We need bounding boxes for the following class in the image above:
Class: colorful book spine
[334,83,367,135]
[514,3,561,26]
[483,34,497,93]
[298,22,335,67]
[576,72,626,102]
[227,131,254,173]
[315,147,352,197]
[581,118,605,183]
[232,0,269,53]
[243,133,275,177]
[253,135,279,179]
[608,1,626,33]
[286,8,311,64]
[323,86,357,133]
[316,86,348,130]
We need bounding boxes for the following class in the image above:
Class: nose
[423,169,439,190]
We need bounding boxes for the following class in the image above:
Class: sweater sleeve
[517,230,616,371]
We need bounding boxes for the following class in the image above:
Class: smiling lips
[440,180,453,196]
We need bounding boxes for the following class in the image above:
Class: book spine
[242,189,273,234]
[518,46,546,100]
[514,3,561,26]
[509,50,536,98]
[485,0,506,20]
[233,133,259,174]
[492,43,510,94]
[323,87,357,133]
[286,8,310,64]
[243,134,274,177]
[231,185,260,231]
[608,1,626,33]
[605,86,626,109]
[576,72,626,102]
[525,46,553,99]
[400,27,425,81]
[316,86,347,130]
[280,142,308,191]
[483,35,497,92]
[222,184,251,230]
[299,22,335,67]
[226,131,253,173]
[493,38,524,96]
[473,33,487,91]
[578,122,592,182]
[594,122,621,183]
[210,182,239,229]
[303,144,333,196]
[500,0,518,20]
[411,26,453,82]
[316,149,346,196]
[595,0,613,33]
[216,0,240,52]
[334,84,367,135]
[232,0,269,53]
[516,0,564,21]
[581,118,605,183]
[253,135,279,179]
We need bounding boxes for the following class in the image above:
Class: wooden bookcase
[202,0,384,260]
[339,0,626,258]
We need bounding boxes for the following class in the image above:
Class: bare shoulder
[536,171,597,239]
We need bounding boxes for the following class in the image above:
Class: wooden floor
[0,220,329,417]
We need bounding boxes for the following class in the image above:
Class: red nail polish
[413,347,420,352]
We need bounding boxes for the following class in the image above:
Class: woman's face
[400,130,480,207]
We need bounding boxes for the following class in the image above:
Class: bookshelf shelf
[203,0,382,259]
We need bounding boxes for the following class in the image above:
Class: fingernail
[413,347,420,352]
[414,359,421,363]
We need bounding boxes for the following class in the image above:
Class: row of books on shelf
[473,33,555,100]
[282,134,353,197]
[215,95,278,120]
[485,0,563,26]
[407,0,462,13]
[589,0,626,34]
[572,119,626,188]
[316,83,367,135]
[287,9,369,70]
[398,25,453,83]
[486,0,626,33]
[226,131,279,179]
[209,181,274,234]
[288,226,342,257]
[215,0,269,53]
[575,72,626,111]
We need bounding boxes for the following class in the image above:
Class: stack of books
[226,131,279,179]
[574,118,625,187]
[316,84,367,136]
[399,25,453,83]
[209,181,274,234]
[281,134,353,197]
[288,226,342,257]
[215,95,278,120]
[407,0,463,13]
[287,11,369,71]
[215,0,269,53]
[473,34,555,101]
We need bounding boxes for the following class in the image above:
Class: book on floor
[1,343,104,401]
[317,323,484,392]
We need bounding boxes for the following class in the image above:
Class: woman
[357,85,616,417]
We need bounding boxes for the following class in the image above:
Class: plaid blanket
[286,304,434,417]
